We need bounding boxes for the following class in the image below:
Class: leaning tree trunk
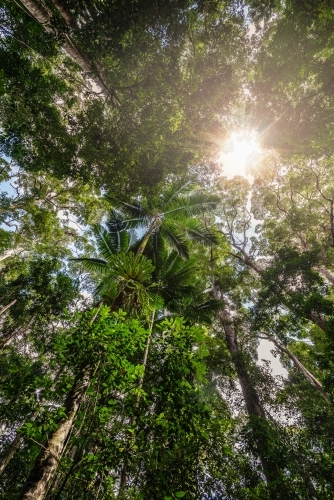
[264,334,329,403]
[0,299,17,316]
[218,308,266,419]
[215,301,281,487]
[17,371,90,500]
[0,432,23,476]
[217,305,318,498]
[136,218,160,256]
[217,252,319,496]
[50,0,78,30]
[0,248,22,261]
[316,265,334,285]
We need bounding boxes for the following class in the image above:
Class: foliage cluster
[1,1,334,499]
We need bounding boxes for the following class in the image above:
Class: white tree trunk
[0,248,22,261]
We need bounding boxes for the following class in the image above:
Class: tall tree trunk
[0,248,22,261]
[316,265,334,285]
[17,0,118,103]
[50,0,78,30]
[17,370,89,500]
[264,334,329,402]
[0,432,23,476]
[0,367,65,477]
[136,218,160,256]
[0,299,17,316]
[214,294,281,487]
[219,250,319,496]
[218,308,266,419]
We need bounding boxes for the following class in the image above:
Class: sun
[219,131,260,179]
[230,132,260,162]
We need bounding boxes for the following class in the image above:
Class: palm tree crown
[107,182,219,259]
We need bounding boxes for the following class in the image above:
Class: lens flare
[219,132,260,178]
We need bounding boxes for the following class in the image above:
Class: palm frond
[94,226,119,261]
[106,212,138,250]
[107,210,128,232]
[158,181,193,209]
[106,196,147,220]
[95,279,118,300]
[154,251,199,306]
[182,298,222,323]
[160,222,189,259]
[106,208,150,234]
[161,252,197,283]
[121,216,151,230]
[177,219,219,246]
[145,289,164,311]
[161,249,179,272]
[164,191,220,218]
[110,229,131,253]
[70,257,107,273]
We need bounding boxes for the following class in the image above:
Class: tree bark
[229,248,262,274]
[0,432,23,476]
[18,0,51,26]
[218,308,266,419]
[17,0,118,101]
[213,287,281,487]
[0,248,22,261]
[17,370,89,500]
[136,217,160,256]
[264,335,329,402]
[50,0,79,30]
[0,299,17,316]
[0,367,65,477]
[316,265,334,285]
[307,311,326,332]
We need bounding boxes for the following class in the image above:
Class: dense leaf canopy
[1,1,334,499]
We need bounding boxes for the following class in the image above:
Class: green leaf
[70,257,107,273]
